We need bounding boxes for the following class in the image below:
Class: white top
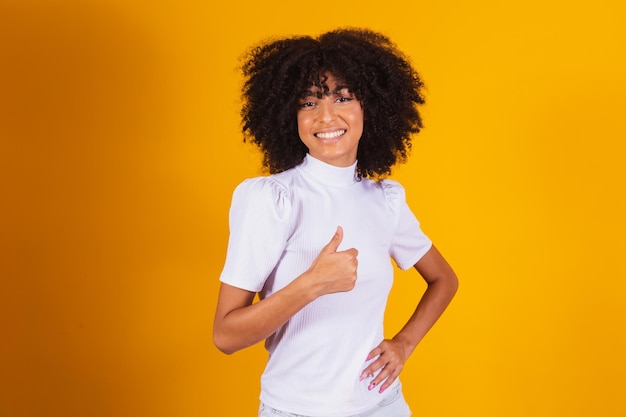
[220,154,432,416]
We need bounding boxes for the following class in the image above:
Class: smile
[315,129,346,139]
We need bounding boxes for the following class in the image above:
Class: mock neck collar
[297,154,358,187]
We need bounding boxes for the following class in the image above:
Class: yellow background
[1,0,625,416]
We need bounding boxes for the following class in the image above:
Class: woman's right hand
[214,226,357,354]
[300,226,358,296]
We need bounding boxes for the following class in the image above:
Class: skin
[214,226,358,353]
[296,75,364,167]
[213,72,458,396]
[359,245,458,393]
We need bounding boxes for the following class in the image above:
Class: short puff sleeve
[382,180,433,270]
[219,177,293,292]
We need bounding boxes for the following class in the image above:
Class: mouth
[314,129,346,139]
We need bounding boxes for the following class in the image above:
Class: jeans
[258,384,412,417]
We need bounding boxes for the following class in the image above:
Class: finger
[322,226,343,253]
[377,372,399,393]
[359,349,383,381]
[367,368,388,391]
[368,360,401,392]
[366,345,382,362]
[361,356,385,381]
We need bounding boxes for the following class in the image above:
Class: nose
[318,98,336,123]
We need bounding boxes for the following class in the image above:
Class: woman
[214,28,458,417]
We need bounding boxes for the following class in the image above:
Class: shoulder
[373,179,409,222]
[234,175,288,196]
[378,179,407,204]
[231,172,295,216]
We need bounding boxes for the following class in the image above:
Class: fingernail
[368,382,376,390]
[379,386,386,393]
[359,374,365,381]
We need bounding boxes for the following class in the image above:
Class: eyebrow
[330,85,351,95]
[301,85,352,98]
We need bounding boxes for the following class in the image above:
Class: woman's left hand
[359,245,459,395]
[360,338,410,393]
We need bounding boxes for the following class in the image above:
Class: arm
[213,226,358,354]
[360,245,458,392]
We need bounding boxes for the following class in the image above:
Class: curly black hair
[240,28,425,179]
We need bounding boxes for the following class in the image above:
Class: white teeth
[315,130,346,139]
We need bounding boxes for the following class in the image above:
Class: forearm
[392,276,458,359]
[213,277,317,354]
[359,260,457,393]
[214,226,358,354]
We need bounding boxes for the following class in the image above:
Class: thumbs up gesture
[302,226,359,297]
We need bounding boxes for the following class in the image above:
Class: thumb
[323,226,344,253]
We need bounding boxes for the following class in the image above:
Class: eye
[298,101,316,109]
[335,96,353,103]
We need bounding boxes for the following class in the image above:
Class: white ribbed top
[220,154,432,416]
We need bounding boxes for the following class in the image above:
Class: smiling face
[296,74,364,167]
